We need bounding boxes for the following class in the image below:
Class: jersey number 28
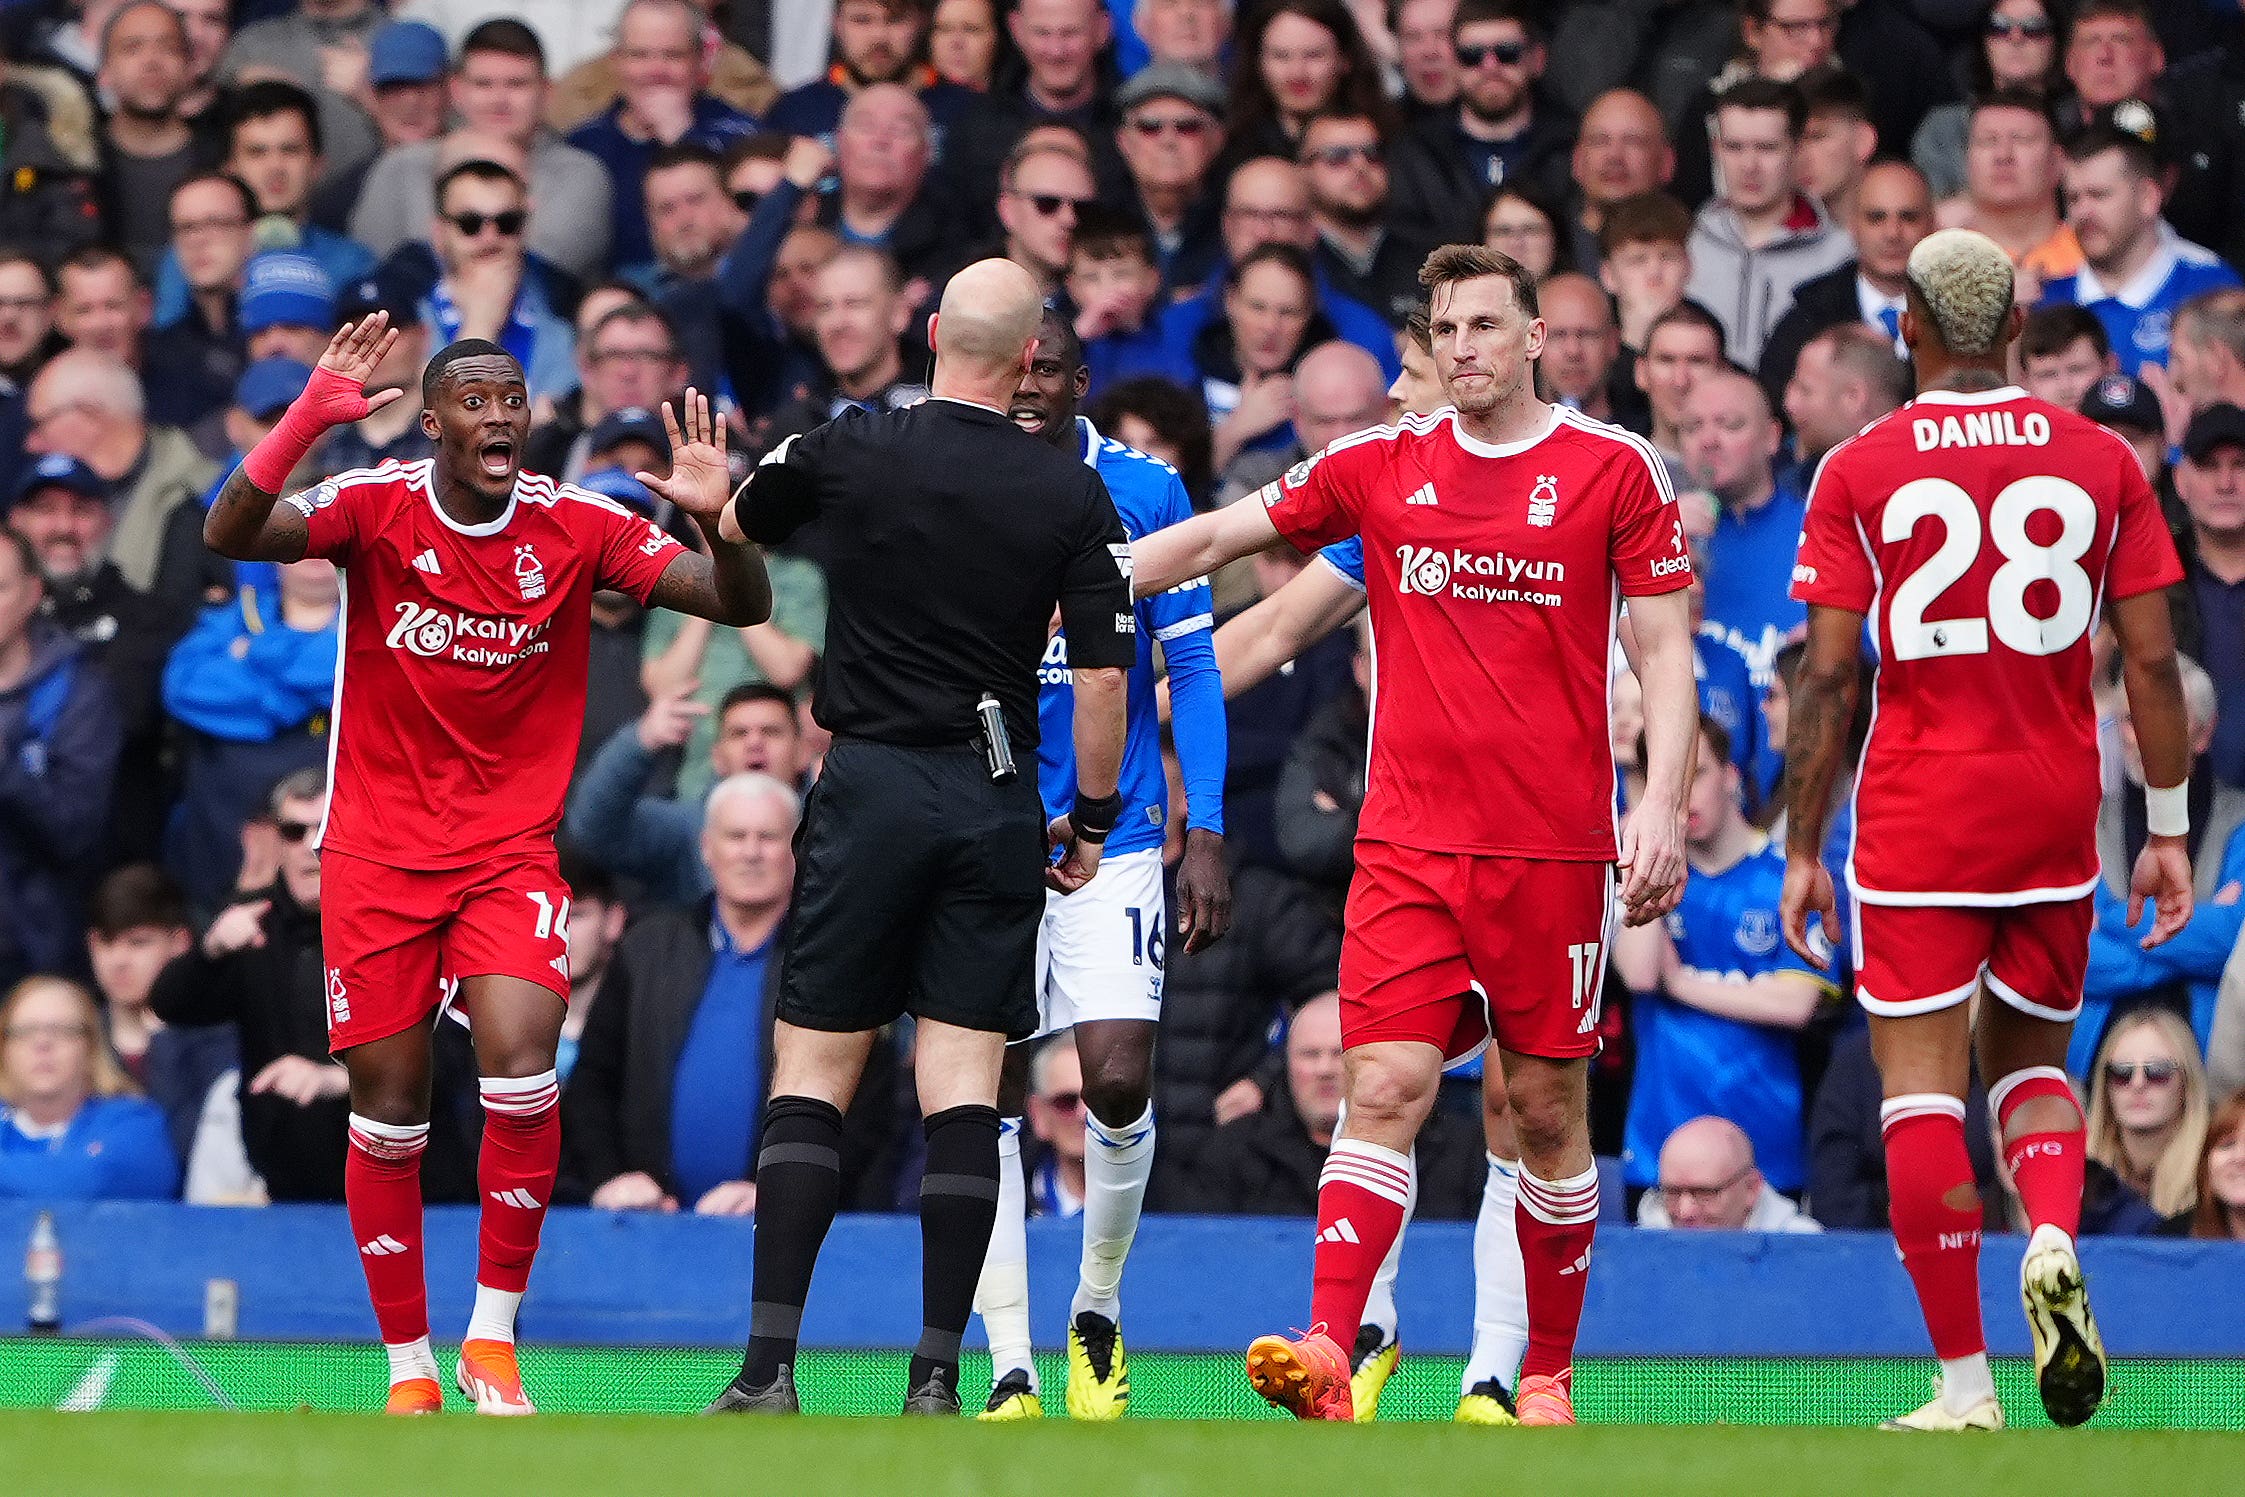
[1883,475,2097,662]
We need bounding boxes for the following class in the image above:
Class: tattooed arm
[1778,604,1863,965]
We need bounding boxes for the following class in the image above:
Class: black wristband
[1072,789,1123,844]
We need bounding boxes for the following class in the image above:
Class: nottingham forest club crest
[514,544,547,600]
[1527,474,1559,528]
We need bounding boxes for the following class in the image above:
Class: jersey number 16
[1883,474,2097,662]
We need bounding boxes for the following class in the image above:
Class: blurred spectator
[1682,368,1805,678]
[632,141,749,360]
[2020,303,2117,413]
[0,254,57,388]
[566,0,761,274]
[143,171,254,419]
[2086,1006,2209,1221]
[1112,63,1229,297]
[1219,338,1386,504]
[149,767,353,1201]
[1779,323,1907,473]
[0,41,108,257]
[161,556,338,912]
[357,21,449,158]
[994,135,1100,297]
[95,0,223,276]
[943,0,1122,238]
[1300,109,1434,331]
[1478,181,1566,280]
[1942,89,2077,284]
[420,159,577,401]
[1669,0,1843,206]
[1910,0,2066,200]
[1685,79,1855,372]
[216,0,383,189]
[1536,271,1635,426]
[1225,0,1388,168]
[766,0,976,144]
[750,246,928,466]
[2168,289,2245,426]
[1137,0,1232,77]
[1563,88,1672,275]
[1069,208,1172,393]
[0,975,177,1201]
[556,857,628,1082]
[2078,370,2168,483]
[1598,189,1693,374]
[1808,1025,2000,1230]
[562,773,899,1212]
[2044,125,2240,376]
[1273,618,1366,898]
[1197,244,1335,472]
[642,565,826,802]
[26,346,220,623]
[1023,1036,1088,1217]
[1615,714,1832,1198]
[932,0,1006,92]
[815,85,961,285]
[527,303,688,481]
[1393,0,1458,118]
[546,0,781,132]
[238,252,338,371]
[2172,405,2245,788]
[1090,375,1216,506]
[1635,1116,1820,1231]
[2081,655,2245,1055]
[1633,300,1725,472]
[2143,6,2245,270]
[1793,67,1876,231]
[567,683,809,904]
[716,193,843,418]
[1388,0,1572,243]
[84,863,230,1169]
[319,273,436,472]
[1185,990,1481,1215]
[2188,1092,2245,1240]
[350,20,616,283]
[54,247,153,368]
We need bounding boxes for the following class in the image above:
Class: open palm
[640,388,731,524]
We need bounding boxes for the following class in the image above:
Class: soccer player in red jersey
[203,315,773,1415]
[1780,229,2196,1431]
[1133,245,1702,1424]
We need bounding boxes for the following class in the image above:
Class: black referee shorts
[778,737,1047,1039]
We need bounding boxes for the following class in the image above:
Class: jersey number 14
[1883,475,2097,662]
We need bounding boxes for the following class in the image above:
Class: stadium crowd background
[1,0,2244,1250]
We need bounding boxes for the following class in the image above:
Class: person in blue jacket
[0,975,177,1201]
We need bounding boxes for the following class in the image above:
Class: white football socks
[1074,1103,1155,1323]
[1941,1352,1996,1414]
[973,1116,1037,1389]
[464,1285,523,1346]
[386,1336,439,1386]
[1462,1155,1529,1393]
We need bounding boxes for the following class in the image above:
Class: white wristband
[2146,782,2190,839]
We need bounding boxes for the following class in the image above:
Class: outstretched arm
[639,391,775,628]
[1214,559,1364,700]
[1779,604,1863,963]
[1131,498,1287,598]
[205,313,402,562]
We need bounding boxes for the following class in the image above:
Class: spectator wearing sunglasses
[1301,109,1438,330]
[2085,1006,2211,1224]
[941,0,1128,241]
[1385,0,1576,247]
[1909,0,2068,202]
[1022,1036,1089,1218]
[417,159,578,402]
[993,135,1102,297]
[1111,63,1230,299]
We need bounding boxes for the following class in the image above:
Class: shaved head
[934,258,1045,376]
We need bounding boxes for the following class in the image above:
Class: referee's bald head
[933,259,1045,379]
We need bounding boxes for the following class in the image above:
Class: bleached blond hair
[1904,229,2015,357]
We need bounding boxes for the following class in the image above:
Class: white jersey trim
[428,469,518,535]
[1847,873,2102,907]
[1152,613,1213,642]
[313,570,349,854]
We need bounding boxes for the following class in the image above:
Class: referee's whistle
[977,693,1017,784]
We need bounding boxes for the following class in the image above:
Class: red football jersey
[292,460,687,870]
[1790,388,2183,903]
[1260,406,1691,860]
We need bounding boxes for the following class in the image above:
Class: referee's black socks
[909,1104,1003,1396]
[738,1095,846,1390]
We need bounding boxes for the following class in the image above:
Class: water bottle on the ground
[25,1210,61,1335]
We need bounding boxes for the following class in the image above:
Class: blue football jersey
[1702,480,1809,683]
[1622,839,1832,1191]
[2039,225,2241,375]
[1038,419,1225,857]
[1317,536,1365,588]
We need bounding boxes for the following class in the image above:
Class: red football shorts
[320,848,573,1051]
[1852,895,2095,1023]
[1339,841,1615,1063]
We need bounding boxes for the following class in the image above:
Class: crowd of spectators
[1,0,2244,1247]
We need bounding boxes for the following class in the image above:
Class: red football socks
[1991,1066,2085,1238]
[346,1114,430,1344]
[477,1071,561,1295]
[1516,1164,1599,1382]
[1309,1138,1413,1350]
[1882,1094,1986,1360]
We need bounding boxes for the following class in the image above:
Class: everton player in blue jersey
[971,308,1231,1420]
[1613,714,1836,1199]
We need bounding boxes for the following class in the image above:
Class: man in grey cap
[2079,371,2168,487]
[1112,63,1228,296]
[2173,403,2245,788]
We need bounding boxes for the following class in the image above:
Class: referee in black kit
[699,259,1134,1417]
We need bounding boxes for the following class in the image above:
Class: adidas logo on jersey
[1405,482,1438,506]
[1318,1218,1361,1244]
[490,1188,543,1210]
[360,1234,409,1257]
[412,549,442,575]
